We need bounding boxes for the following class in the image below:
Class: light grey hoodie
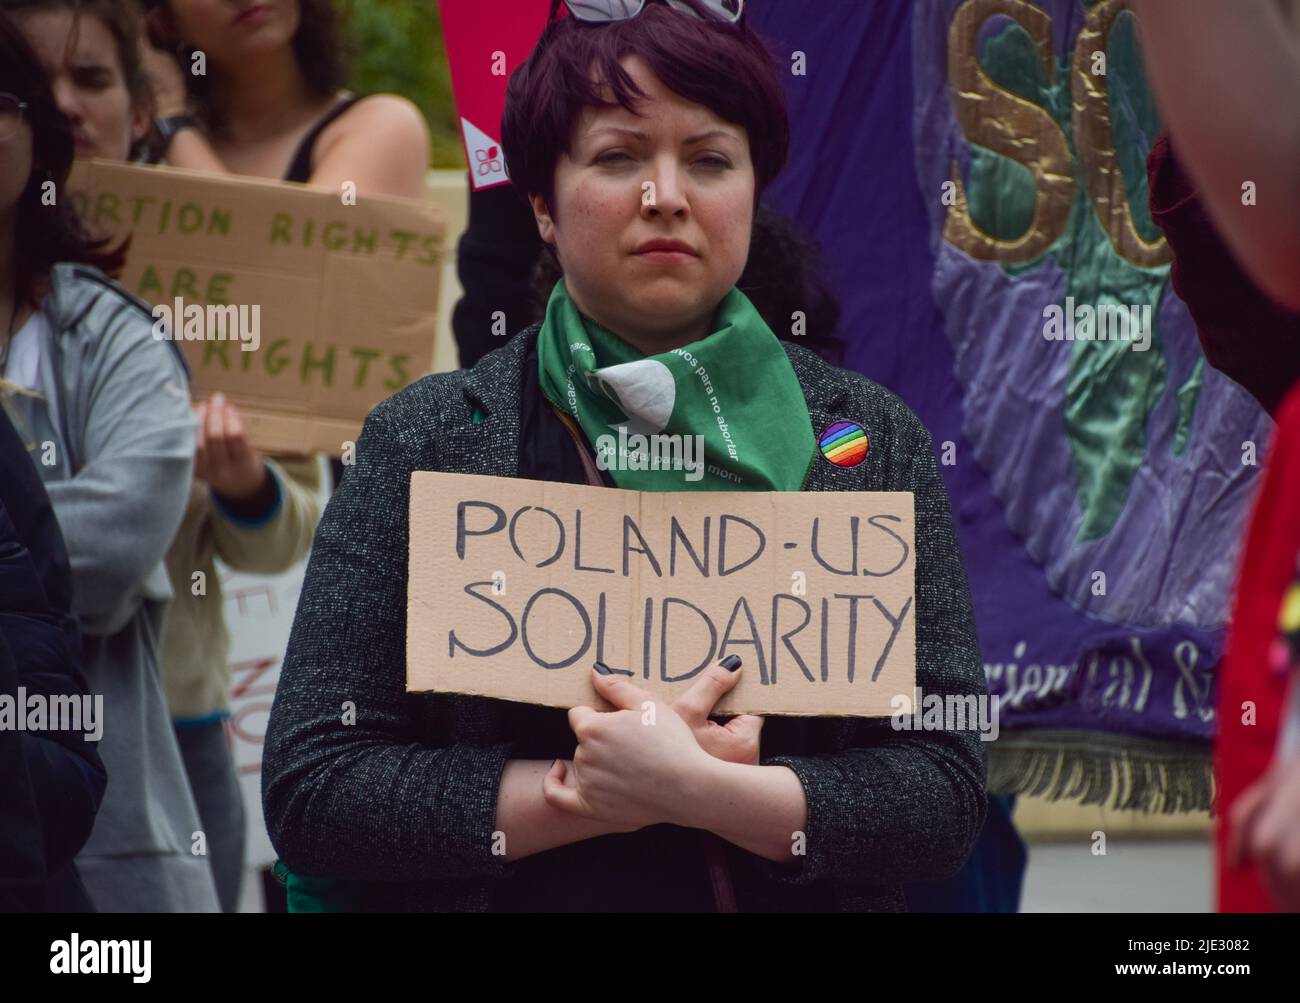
[5,264,219,912]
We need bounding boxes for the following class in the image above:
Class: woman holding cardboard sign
[137,0,430,200]
[137,0,431,497]
[264,0,987,912]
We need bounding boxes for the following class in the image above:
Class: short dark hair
[501,0,790,222]
[0,9,124,305]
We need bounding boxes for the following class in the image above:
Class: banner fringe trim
[988,732,1215,814]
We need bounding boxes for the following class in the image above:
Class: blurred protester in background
[10,0,326,912]
[0,404,107,911]
[1140,0,1300,415]
[140,0,430,198]
[1138,0,1300,911]
[140,0,432,491]
[2,0,154,161]
[161,396,321,913]
[0,12,217,910]
[0,631,45,912]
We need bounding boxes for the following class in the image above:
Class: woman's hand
[671,659,763,766]
[194,393,268,501]
[544,667,727,831]
[1227,752,1300,909]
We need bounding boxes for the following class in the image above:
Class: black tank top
[303,95,365,491]
[282,95,363,183]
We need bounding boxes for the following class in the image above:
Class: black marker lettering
[771,594,814,686]
[720,596,767,684]
[863,514,910,577]
[456,501,506,559]
[448,581,517,657]
[520,587,591,669]
[508,505,565,567]
[869,596,913,682]
[718,513,766,575]
[833,593,876,684]
[811,516,860,575]
[659,596,716,682]
[669,515,710,577]
[623,515,663,577]
[575,509,615,574]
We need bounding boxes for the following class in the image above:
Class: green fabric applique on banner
[536,279,817,492]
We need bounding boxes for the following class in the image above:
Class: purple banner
[749,0,1270,773]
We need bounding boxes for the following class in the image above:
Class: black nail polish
[593,660,613,675]
[720,654,741,671]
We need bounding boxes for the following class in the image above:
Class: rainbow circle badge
[818,420,869,467]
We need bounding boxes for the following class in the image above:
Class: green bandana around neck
[536,279,817,491]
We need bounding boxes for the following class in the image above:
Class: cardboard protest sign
[67,159,445,455]
[216,456,330,871]
[407,472,916,717]
[438,0,553,190]
[221,554,312,870]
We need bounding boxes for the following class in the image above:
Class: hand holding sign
[670,657,763,766]
[408,473,917,717]
[544,665,718,831]
[194,393,269,501]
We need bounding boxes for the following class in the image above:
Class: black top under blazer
[261,323,988,911]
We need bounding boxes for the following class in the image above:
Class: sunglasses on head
[559,0,744,25]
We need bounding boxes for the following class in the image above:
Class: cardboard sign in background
[407,472,916,717]
[216,456,331,871]
[68,160,446,455]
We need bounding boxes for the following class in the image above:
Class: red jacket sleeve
[1215,383,1300,910]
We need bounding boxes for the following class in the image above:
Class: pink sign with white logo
[438,0,557,190]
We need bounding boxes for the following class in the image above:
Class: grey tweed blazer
[262,324,987,912]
